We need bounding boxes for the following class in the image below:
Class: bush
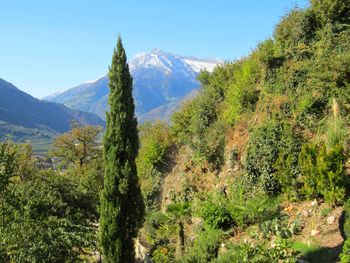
[310,0,350,26]
[222,58,260,125]
[171,66,232,168]
[227,175,280,227]
[299,142,346,205]
[180,227,225,263]
[274,8,317,52]
[198,176,280,230]
[198,199,235,230]
[137,121,171,210]
[213,239,298,263]
[138,121,171,175]
[245,121,300,195]
[340,239,350,263]
[152,246,174,263]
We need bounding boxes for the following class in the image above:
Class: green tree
[99,36,145,262]
[310,0,350,26]
[51,125,102,172]
[0,142,17,230]
[1,170,98,263]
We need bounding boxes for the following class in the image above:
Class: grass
[320,207,333,217]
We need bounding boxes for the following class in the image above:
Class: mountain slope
[44,49,222,121]
[139,89,199,123]
[0,78,104,134]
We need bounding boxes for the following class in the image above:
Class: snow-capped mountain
[44,49,223,122]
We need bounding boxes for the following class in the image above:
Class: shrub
[171,66,232,168]
[274,8,317,52]
[298,143,319,199]
[152,246,174,263]
[198,199,235,230]
[180,227,225,263]
[200,176,280,230]
[259,215,303,239]
[299,142,346,205]
[310,0,350,26]
[222,58,260,125]
[245,121,300,195]
[137,121,171,210]
[213,239,297,263]
[138,121,171,175]
[231,175,280,226]
[340,239,350,263]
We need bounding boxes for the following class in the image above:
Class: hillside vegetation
[1,0,350,262]
[136,1,350,262]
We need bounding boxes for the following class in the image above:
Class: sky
[0,0,309,99]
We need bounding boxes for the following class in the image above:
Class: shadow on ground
[301,243,343,263]
[300,211,345,263]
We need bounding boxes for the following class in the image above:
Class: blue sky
[0,0,309,98]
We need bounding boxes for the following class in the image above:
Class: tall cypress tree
[99,36,144,263]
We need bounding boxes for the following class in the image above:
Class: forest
[2,0,350,262]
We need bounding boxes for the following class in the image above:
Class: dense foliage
[0,141,100,262]
[137,121,171,211]
[2,0,350,262]
[148,0,350,262]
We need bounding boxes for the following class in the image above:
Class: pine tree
[99,36,144,263]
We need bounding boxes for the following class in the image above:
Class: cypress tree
[99,36,145,263]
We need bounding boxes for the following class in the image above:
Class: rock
[311,229,320,236]
[233,165,240,172]
[302,210,311,217]
[327,215,336,225]
[270,237,276,248]
[311,200,317,206]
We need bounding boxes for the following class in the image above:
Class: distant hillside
[44,49,222,122]
[139,89,199,123]
[0,78,105,150]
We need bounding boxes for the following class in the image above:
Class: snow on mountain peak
[129,49,223,74]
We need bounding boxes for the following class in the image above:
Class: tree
[99,36,144,262]
[1,170,98,263]
[51,125,102,172]
[310,0,350,26]
[0,142,17,230]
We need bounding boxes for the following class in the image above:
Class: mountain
[44,49,223,122]
[0,78,104,145]
[139,89,199,122]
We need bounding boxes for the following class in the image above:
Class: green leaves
[299,142,346,205]
[1,171,98,262]
[245,121,301,195]
[99,36,144,263]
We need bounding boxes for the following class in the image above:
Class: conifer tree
[99,36,144,263]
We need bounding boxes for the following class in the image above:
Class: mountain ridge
[0,78,105,134]
[44,49,223,122]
